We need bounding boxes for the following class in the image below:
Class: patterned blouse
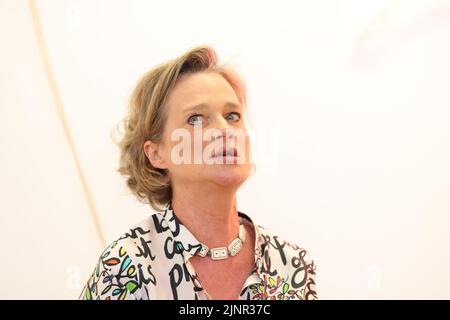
[79,202,318,300]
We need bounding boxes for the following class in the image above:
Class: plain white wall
[1,0,449,299]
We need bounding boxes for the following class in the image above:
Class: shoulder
[79,214,160,300]
[256,224,318,300]
[256,224,314,263]
[102,214,158,265]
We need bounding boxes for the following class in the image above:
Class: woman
[79,45,318,300]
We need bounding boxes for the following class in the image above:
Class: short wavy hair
[114,45,248,212]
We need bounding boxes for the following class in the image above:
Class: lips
[211,146,239,158]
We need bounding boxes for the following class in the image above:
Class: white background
[1,0,449,299]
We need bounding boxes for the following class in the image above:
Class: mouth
[211,147,240,159]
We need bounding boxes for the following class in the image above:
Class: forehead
[167,72,239,106]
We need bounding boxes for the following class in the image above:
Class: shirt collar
[159,201,203,257]
[158,201,270,278]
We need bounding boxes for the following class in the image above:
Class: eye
[225,112,241,122]
[187,114,203,125]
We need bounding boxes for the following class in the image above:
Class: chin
[206,166,251,187]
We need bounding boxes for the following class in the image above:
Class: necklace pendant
[210,247,229,260]
[228,238,243,257]
[198,245,209,257]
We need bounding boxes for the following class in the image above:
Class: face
[144,72,253,189]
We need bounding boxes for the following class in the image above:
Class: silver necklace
[197,224,246,260]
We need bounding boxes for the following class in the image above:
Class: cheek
[161,124,189,164]
[237,132,252,164]
[162,134,203,175]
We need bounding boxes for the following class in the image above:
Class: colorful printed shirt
[79,202,318,300]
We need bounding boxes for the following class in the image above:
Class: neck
[171,181,240,248]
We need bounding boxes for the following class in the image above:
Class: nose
[209,116,235,140]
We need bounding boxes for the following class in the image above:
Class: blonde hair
[114,45,248,212]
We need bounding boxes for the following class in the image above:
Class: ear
[144,140,168,169]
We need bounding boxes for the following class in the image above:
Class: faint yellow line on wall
[28,0,106,248]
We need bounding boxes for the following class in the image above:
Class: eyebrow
[182,102,242,114]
